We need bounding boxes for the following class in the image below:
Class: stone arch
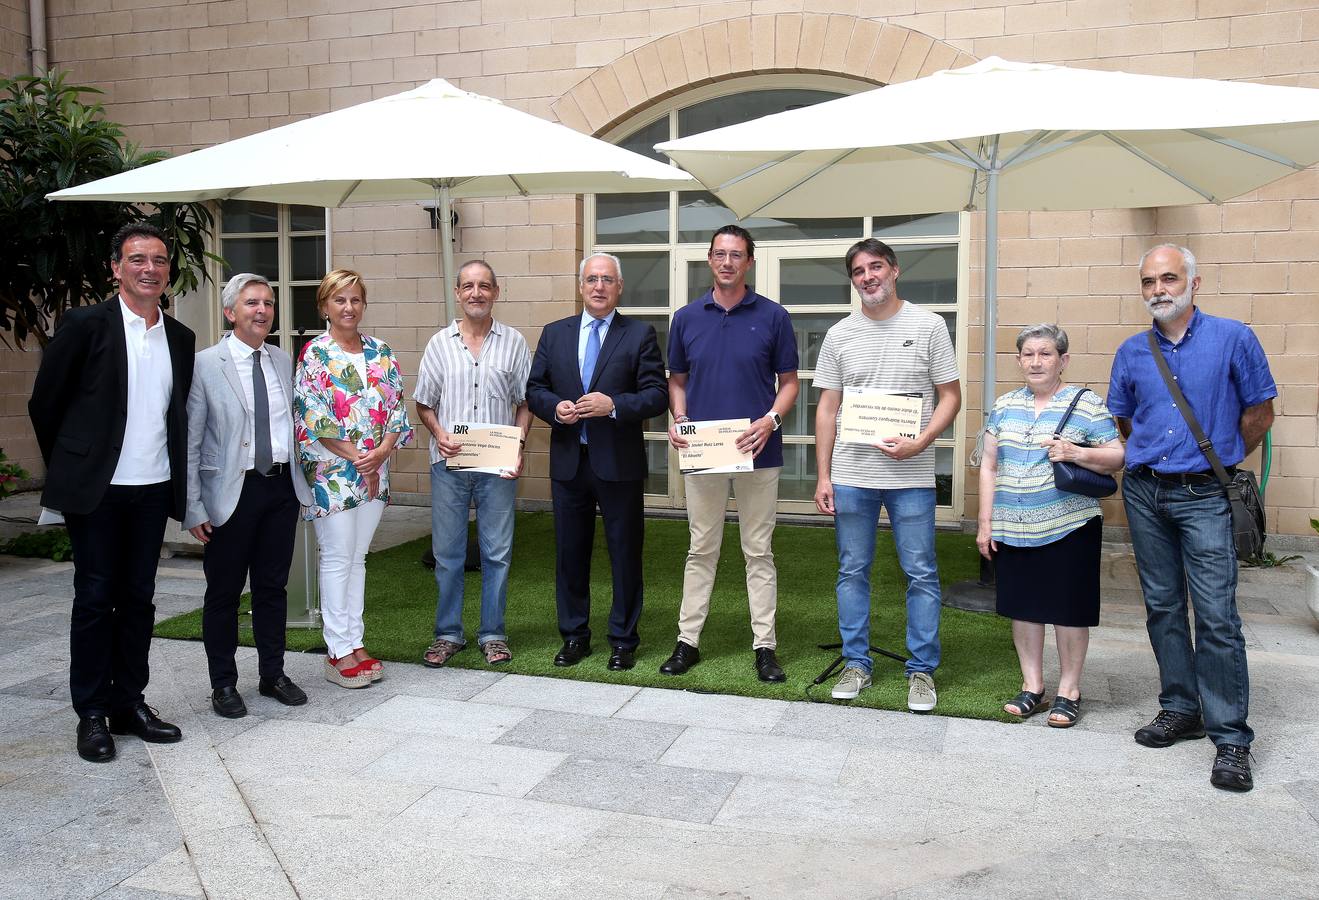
[551,14,978,136]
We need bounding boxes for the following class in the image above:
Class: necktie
[252,348,273,474]
[579,319,603,445]
[581,317,603,388]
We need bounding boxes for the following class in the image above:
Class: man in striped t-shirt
[813,238,961,710]
[414,260,532,669]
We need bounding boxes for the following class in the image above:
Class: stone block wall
[0,0,1315,533]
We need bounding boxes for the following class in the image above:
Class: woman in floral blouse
[294,269,413,688]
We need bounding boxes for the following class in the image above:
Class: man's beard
[1145,286,1192,321]
[859,283,892,308]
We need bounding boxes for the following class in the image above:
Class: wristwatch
[768,411,782,431]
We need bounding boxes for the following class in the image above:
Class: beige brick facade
[3,1,1318,536]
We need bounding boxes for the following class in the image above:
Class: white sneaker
[831,666,872,700]
[907,672,937,711]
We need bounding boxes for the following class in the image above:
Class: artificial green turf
[155,511,1020,721]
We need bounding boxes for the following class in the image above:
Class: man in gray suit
[185,273,314,718]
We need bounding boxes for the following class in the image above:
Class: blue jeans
[430,463,517,647]
[1123,468,1252,747]
[833,485,941,675]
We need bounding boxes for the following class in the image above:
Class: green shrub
[1,529,73,561]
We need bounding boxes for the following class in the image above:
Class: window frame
[585,76,971,521]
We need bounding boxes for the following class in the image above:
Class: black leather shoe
[1210,743,1254,792]
[76,716,115,763]
[109,702,182,743]
[258,675,308,706]
[607,648,636,671]
[1134,709,1205,748]
[554,639,592,667]
[659,640,699,676]
[211,686,248,719]
[755,647,786,683]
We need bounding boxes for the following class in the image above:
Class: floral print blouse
[294,333,413,520]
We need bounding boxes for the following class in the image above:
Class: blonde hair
[316,268,367,318]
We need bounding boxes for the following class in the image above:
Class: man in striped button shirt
[414,260,532,668]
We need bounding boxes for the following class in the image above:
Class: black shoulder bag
[1145,331,1266,560]
[1051,389,1119,498]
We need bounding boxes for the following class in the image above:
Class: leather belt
[248,462,289,477]
[1132,464,1234,486]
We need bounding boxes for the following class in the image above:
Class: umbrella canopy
[656,56,1319,428]
[48,78,696,320]
[49,78,693,205]
[656,56,1319,219]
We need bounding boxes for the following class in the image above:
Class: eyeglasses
[709,250,746,263]
[583,275,617,286]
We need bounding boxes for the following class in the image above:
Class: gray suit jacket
[184,337,312,530]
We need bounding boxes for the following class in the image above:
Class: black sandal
[1003,689,1046,719]
[1047,695,1081,728]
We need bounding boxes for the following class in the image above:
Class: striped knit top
[986,385,1119,547]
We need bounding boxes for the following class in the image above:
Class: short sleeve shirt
[813,304,959,489]
[412,319,531,466]
[986,386,1119,547]
[667,289,799,469]
[1107,309,1276,471]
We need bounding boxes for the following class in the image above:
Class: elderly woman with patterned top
[977,324,1124,728]
[293,269,413,689]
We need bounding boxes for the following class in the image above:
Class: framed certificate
[838,388,923,445]
[677,418,753,474]
[445,422,521,474]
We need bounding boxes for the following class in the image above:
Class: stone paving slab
[2,508,1318,899]
[117,846,204,898]
[495,708,686,762]
[469,671,640,716]
[614,685,790,733]
[383,786,621,865]
[347,692,532,742]
[526,756,741,823]
[658,726,852,785]
[360,733,569,797]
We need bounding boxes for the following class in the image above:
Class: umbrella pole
[945,158,1000,613]
[438,183,457,324]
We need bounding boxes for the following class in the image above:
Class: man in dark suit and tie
[527,252,668,671]
[184,273,315,719]
[29,222,195,762]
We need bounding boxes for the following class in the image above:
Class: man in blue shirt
[660,226,799,683]
[1107,244,1276,793]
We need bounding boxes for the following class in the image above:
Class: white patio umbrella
[49,78,696,319]
[657,56,1319,413]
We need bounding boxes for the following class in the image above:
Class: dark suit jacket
[527,312,667,482]
[29,297,196,519]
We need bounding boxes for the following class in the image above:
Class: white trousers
[313,500,385,659]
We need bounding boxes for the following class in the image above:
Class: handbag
[1050,389,1119,498]
[1145,331,1266,560]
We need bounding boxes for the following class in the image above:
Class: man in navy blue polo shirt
[1108,243,1276,793]
[659,225,799,683]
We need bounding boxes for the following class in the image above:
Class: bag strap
[1051,387,1091,439]
[1144,330,1234,489]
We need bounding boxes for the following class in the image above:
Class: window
[588,78,970,519]
[217,201,329,359]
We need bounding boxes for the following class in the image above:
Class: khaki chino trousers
[677,466,780,650]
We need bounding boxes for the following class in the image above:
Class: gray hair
[221,273,272,312]
[1140,243,1197,284]
[455,259,498,289]
[1015,323,1069,355]
[578,252,623,282]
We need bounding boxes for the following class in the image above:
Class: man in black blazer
[527,252,668,671]
[29,222,195,763]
